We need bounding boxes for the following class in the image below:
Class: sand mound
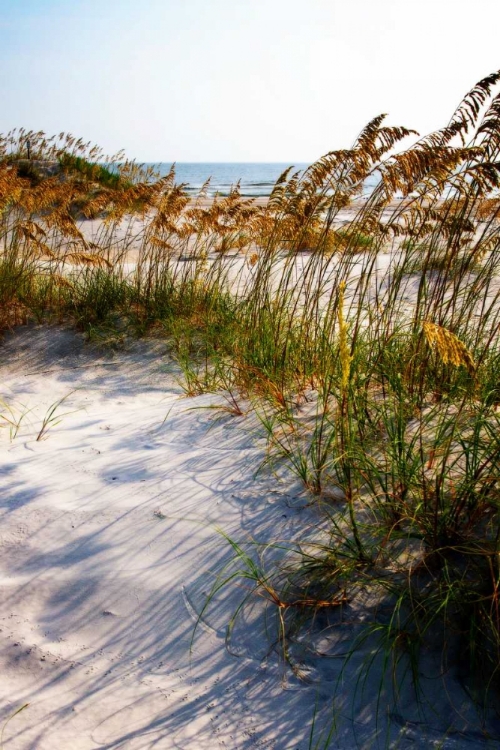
[0,326,496,749]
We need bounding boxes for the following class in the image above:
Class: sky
[1,0,499,163]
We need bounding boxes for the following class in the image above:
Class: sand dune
[0,326,496,748]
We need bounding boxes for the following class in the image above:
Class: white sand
[0,326,497,749]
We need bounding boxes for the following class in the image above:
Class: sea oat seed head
[422,321,476,375]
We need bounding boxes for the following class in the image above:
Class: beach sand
[0,325,496,749]
[74,197,375,265]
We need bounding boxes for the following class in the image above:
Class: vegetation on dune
[3,73,500,737]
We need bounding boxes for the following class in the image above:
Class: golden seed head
[338,281,352,391]
[422,321,476,375]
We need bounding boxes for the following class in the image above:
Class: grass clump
[58,152,126,190]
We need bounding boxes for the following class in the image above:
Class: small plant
[36,391,78,441]
[0,398,33,441]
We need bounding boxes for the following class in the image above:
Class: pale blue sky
[1,0,499,162]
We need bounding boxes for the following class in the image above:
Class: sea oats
[422,321,476,375]
[337,281,352,391]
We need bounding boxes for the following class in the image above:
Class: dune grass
[3,72,500,736]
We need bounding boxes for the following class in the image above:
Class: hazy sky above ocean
[1,0,499,163]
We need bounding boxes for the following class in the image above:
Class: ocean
[150,163,379,198]
[152,163,306,197]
